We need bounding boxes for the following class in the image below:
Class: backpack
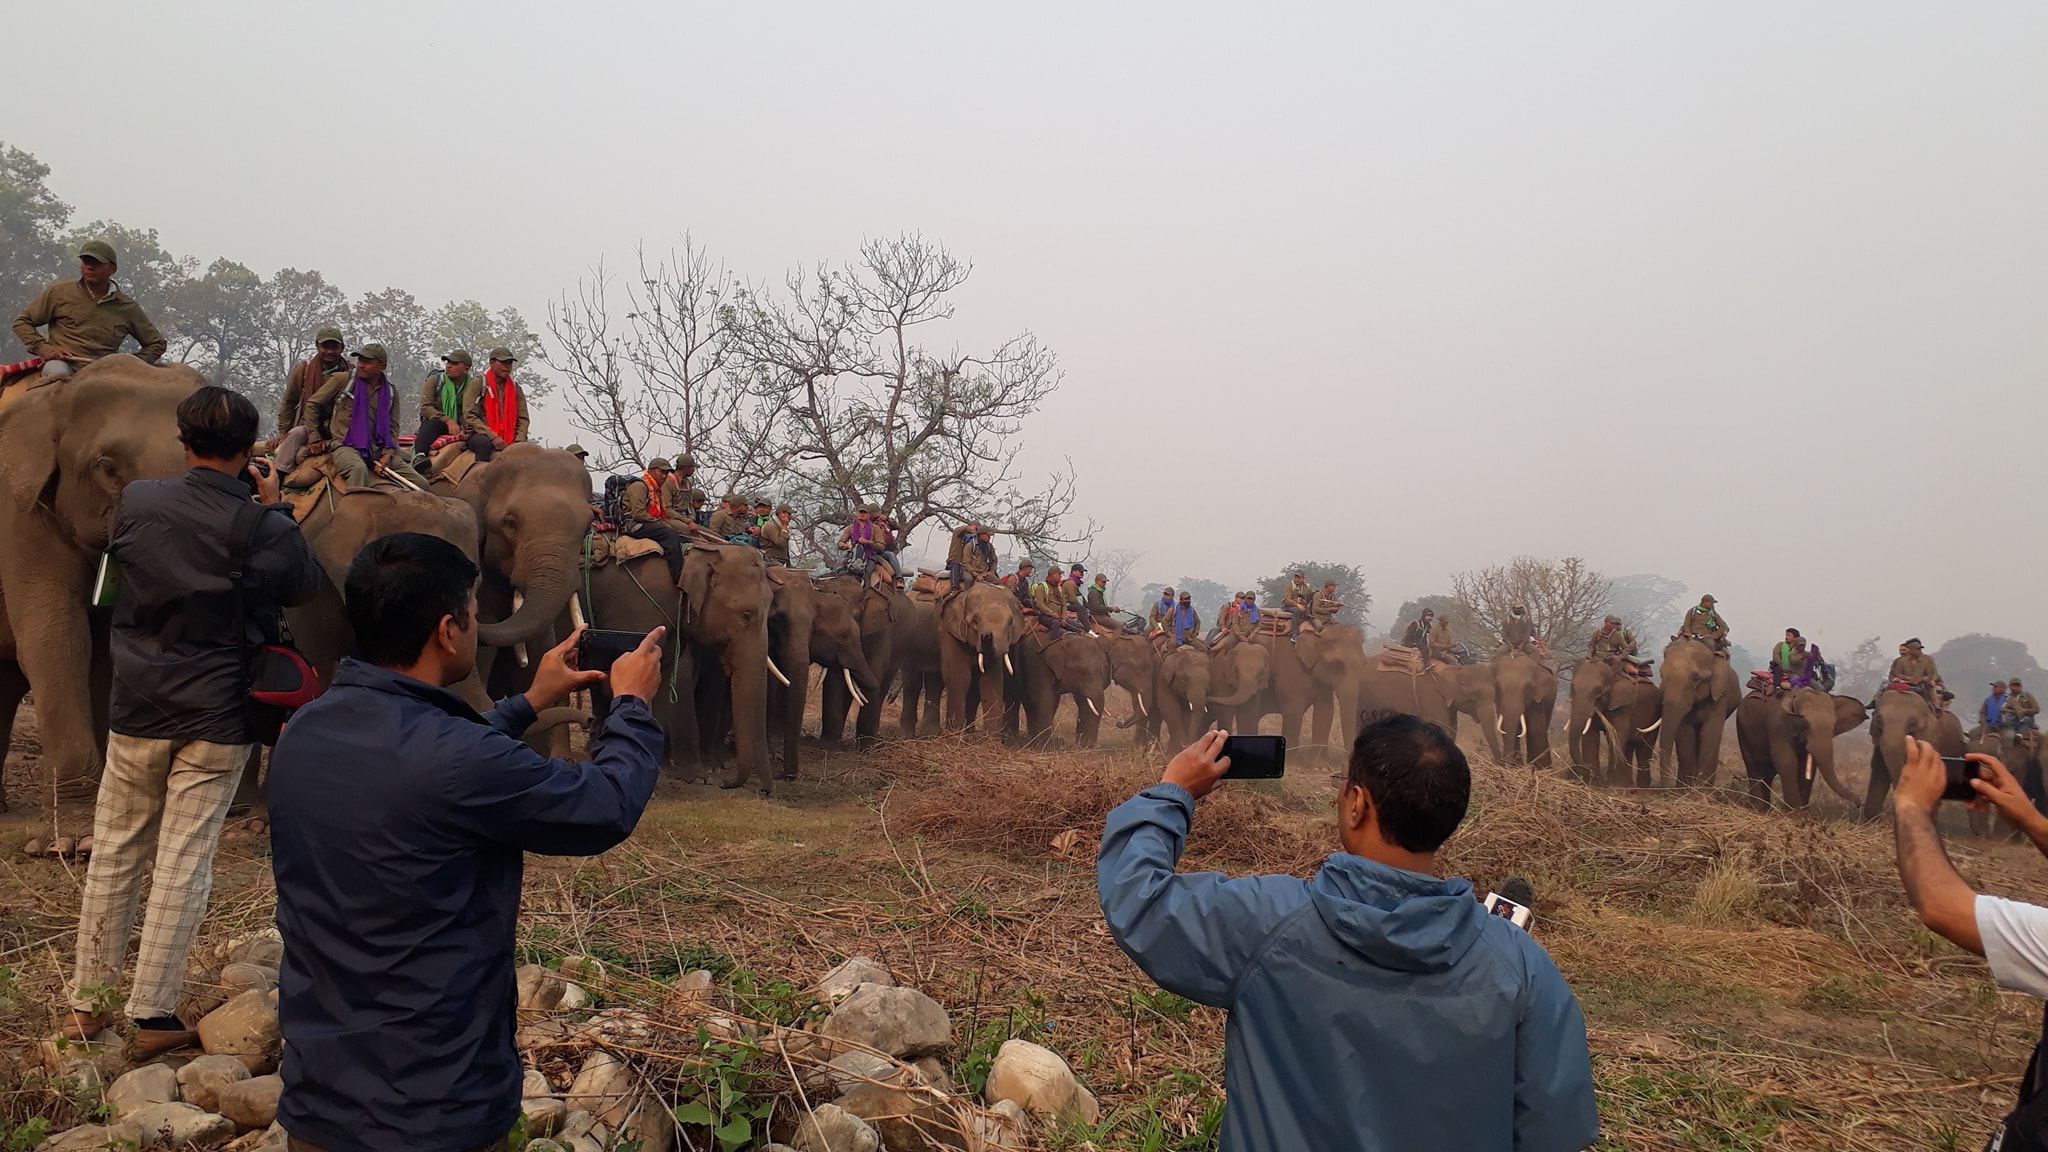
[229,502,321,746]
[598,474,636,528]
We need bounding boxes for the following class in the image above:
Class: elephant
[1865,689,1965,820]
[1492,651,1558,767]
[813,575,922,747]
[1205,641,1271,734]
[1260,626,1375,761]
[935,583,1023,732]
[1355,658,1458,730]
[1442,663,1502,759]
[461,445,599,696]
[1733,689,1866,810]
[581,541,774,791]
[0,356,198,799]
[1963,728,2042,838]
[1095,628,1162,745]
[1155,646,1214,747]
[1566,661,1655,785]
[1007,629,1110,746]
[1657,639,1739,788]
[765,569,881,777]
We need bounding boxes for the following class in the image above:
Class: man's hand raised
[1162,729,1231,799]
[524,626,607,712]
[609,627,666,703]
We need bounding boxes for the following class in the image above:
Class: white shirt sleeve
[1976,895,2048,998]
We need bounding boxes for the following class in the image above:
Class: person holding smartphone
[1097,719,1597,1151]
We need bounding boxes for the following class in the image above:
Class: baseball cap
[444,349,474,366]
[353,343,389,363]
[488,347,518,363]
[648,457,673,471]
[77,239,116,264]
[315,326,344,346]
[564,443,588,458]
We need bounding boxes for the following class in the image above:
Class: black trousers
[629,521,685,582]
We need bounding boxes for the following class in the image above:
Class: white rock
[565,1050,636,1126]
[219,963,278,994]
[789,1102,880,1152]
[223,931,284,968]
[197,990,281,1073]
[522,1096,567,1137]
[216,1074,283,1130]
[559,982,591,1010]
[616,1093,675,1152]
[985,1039,1097,1124]
[814,957,893,1005]
[557,954,606,981]
[805,1049,897,1097]
[671,969,715,1009]
[516,964,567,1013]
[523,1068,554,1097]
[818,984,951,1058]
[558,1110,596,1140]
[523,1143,566,1152]
[35,1122,144,1152]
[104,1063,180,1117]
[565,1139,605,1152]
[124,1101,237,1147]
[176,1053,251,1110]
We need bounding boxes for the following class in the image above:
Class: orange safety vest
[641,472,665,520]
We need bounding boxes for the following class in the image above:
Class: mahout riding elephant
[1355,659,1457,730]
[582,541,774,791]
[813,574,913,747]
[1733,688,1866,810]
[936,583,1023,732]
[1260,625,1373,761]
[1156,646,1213,747]
[1568,660,1648,785]
[1658,638,1739,787]
[1442,663,1502,759]
[1095,628,1162,746]
[1493,650,1557,767]
[1866,688,1965,820]
[1963,727,2042,838]
[765,569,881,777]
[1007,629,1110,746]
[1205,641,1271,734]
[0,356,197,800]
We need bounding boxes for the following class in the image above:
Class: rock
[223,931,284,968]
[522,1096,567,1137]
[125,1101,237,1147]
[216,1074,283,1130]
[819,984,951,1059]
[671,969,715,1009]
[105,1063,180,1117]
[199,990,282,1073]
[806,1049,896,1097]
[558,1110,596,1140]
[573,1008,656,1044]
[814,957,893,1005]
[565,1139,605,1152]
[35,1122,145,1152]
[615,1093,675,1152]
[219,963,278,995]
[985,1039,1097,1124]
[516,964,567,1014]
[913,1057,953,1095]
[523,1068,554,1097]
[763,1146,801,1152]
[985,1099,1032,1142]
[835,1085,963,1152]
[789,1102,881,1152]
[559,982,591,1010]
[177,1053,252,1110]
[524,1142,566,1152]
[557,954,606,982]
[565,1050,637,1126]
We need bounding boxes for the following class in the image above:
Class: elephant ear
[1295,632,1323,670]
[678,547,713,626]
[0,384,63,519]
[998,599,1024,650]
[940,593,975,647]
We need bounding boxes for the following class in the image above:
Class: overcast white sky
[9,1,2045,655]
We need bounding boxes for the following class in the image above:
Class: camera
[1940,756,1984,802]
[1220,734,1285,780]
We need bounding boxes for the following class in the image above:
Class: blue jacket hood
[1309,853,1483,974]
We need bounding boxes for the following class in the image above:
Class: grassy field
[0,698,2043,1150]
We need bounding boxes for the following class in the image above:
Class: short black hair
[1786,627,1802,638]
[1346,714,1471,853]
[176,385,260,459]
[344,533,478,666]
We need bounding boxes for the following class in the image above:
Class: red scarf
[483,369,520,443]
[641,472,666,520]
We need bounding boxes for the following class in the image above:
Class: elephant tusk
[570,595,587,630]
[844,669,866,709]
[1519,716,1527,739]
[1087,698,1101,717]
[1004,653,1014,675]
[1136,693,1148,717]
[767,656,792,687]
[513,643,530,669]
[1804,754,1814,782]
[977,651,985,673]
[1582,717,1593,736]
[1496,716,1505,735]
[1639,717,1662,735]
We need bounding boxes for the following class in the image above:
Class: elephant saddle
[909,571,954,602]
[429,442,484,488]
[577,530,664,569]
[0,358,50,416]
[1376,643,1426,676]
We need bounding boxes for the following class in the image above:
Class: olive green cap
[443,348,474,366]
[564,443,588,458]
[752,497,771,509]
[315,326,344,346]
[722,492,741,503]
[647,457,673,471]
[676,454,698,469]
[686,489,707,504]
[488,347,518,363]
[77,239,116,264]
[353,343,389,363]
[775,503,792,514]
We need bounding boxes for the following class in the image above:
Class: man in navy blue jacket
[1099,719,1598,1151]
[267,533,665,1152]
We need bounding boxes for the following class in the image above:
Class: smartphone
[1941,756,1985,802]
[1483,892,1534,931]
[576,628,651,671]
[1220,734,1285,780]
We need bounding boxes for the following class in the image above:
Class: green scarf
[437,372,465,422]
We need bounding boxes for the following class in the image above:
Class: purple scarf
[342,373,394,454]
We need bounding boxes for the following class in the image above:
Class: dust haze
[8,1,2044,658]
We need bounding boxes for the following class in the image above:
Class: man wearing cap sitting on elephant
[1678,595,1729,653]
[707,494,748,541]
[302,344,429,491]
[1586,615,1634,665]
[458,348,528,463]
[412,348,475,469]
[2009,679,2039,735]
[280,326,351,437]
[13,239,168,378]
[1085,573,1120,630]
[622,458,686,582]
[757,501,791,565]
[1887,639,1942,694]
[946,521,998,588]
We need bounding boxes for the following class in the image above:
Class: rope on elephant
[618,555,684,704]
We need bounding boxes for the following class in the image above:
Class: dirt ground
[1,694,2043,1151]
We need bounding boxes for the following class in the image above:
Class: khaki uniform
[1176,607,1202,647]
[1225,607,1257,641]
[1031,582,1064,620]
[1311,591,1341,624]
[1888,653,1940,684]
[1587,625,1634,662]
[757,517,790,565]
[1678,606,1727,644]
[458,370,530,448]
[12,279,167,363]
[418,369,469,424]
[1282,579,1314,616]
[301,371,425,489]
[280,357,350,434]
[1150,599,1176,634]
[708,507,747,539]
[621,478,668,527]
[1427,618,1456,662]
[1502,614,1535,651]
[1085,584,1114,619]
[2011,691,2040,720]
[959,536,996,579]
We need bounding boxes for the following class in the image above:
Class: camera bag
[228,501,322,745]
[1986,1003,2048,1151]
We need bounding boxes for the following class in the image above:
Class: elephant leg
[917,672,944,737]
[819,673,850,749]
[1307,689,1336,762]
[8,567,103,802]
[776,676,806,781]
[0,660,28,813]
[940,645,971,732]
[1694,716,1728,790]
[1743,770,1771,812]
[1862,745,1893,821]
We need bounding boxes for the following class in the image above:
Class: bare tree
[545,239,778,483]
[725,233,1089,560]
[1093,547,1145,607]
[1451,556,1612,662]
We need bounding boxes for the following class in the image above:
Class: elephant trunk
[479,553,577,648]
[1658,677,1687,785]
[728,628,772,788]
[1807,717,1857,805]
[1208,678,1262,709]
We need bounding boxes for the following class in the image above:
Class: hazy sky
[10,2,2046,656]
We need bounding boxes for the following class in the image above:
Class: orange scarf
[641,472,665,520]
[483,369,520,443]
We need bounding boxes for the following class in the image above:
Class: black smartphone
[1941,756,1984,802]
[576,628,651,671]
[1220,734,1286,780]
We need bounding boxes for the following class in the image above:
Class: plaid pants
[69,734,250,1019]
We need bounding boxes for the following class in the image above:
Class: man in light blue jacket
[1098,718,1598,1151]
